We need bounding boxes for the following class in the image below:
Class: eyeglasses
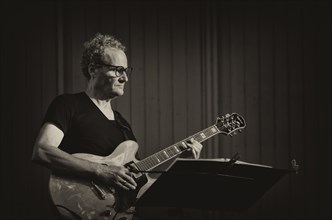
[99,63,133,77]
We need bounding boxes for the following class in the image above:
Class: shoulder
[51,92,86,106]
[53,92,84,101]
[46,92,86,117]
[44,92,86,132]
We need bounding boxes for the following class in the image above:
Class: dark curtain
[1,0,331,219]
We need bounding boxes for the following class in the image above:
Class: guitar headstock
[215,113,246,136]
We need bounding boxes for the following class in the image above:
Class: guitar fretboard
[135,125,220,172]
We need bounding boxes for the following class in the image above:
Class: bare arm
[31,123,137,190]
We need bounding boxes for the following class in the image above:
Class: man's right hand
[96,164,137,190]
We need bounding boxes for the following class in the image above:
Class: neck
[86,80,114,99]
[85,88,113,109]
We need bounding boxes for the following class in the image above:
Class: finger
[187,142,199,152]
[191,142,202,159]
[186,138,194,144]
[123,174,137,188]
[116,176,130,190]
[196,149,201,158]
[194,144,203,153]
[123,167,131,175]
[186,142,197,157]
[186,139,194,149]
[187,139,201,148]
[119,182,130,190]
[119,172,137,188]
[118,176,136,190]
[191,140,202,151]
[192,140,202,148]
[192,148,197,159]
[121,168,137,186]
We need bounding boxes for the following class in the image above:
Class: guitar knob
[105,210,112,216]
[101,209,112,216]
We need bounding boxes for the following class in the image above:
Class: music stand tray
[136,158,292,213]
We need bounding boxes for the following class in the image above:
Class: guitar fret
[152,154,161,164]
[156,153,163,162]
[138,162,146,172]
[139,163,147,172]
[169,147,177,155]
[147,158,153,168]
[166,148,175,157]
[137,163,144,172]
[151,158,157,167]
[143,163,148,171]
[192,126,219,142]
[151,157,157,166]
[158,152,166,161]
[165,148,170,155]
[150,157,157,166]
[162,150,169,158]
[136,125,223,171]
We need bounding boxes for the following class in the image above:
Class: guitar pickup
[91,181,108,200]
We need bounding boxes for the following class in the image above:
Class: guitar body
[49,140,155,220]
[49,113,246,220]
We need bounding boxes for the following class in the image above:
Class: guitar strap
[114,111,140,160]
[114,110,131,140]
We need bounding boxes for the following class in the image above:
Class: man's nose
[119,72,128,82]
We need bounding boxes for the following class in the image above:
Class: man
[32,33,202,219]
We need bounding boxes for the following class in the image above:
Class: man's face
[94,48,129,99]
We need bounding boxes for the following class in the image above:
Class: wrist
[94,163,105,180]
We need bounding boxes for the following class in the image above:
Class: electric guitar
[49,113,246,220]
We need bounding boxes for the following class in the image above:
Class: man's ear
[88,63,96,78]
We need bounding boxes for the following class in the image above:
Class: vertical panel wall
[1,0,331,219]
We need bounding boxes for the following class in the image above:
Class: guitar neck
[135,125,221,172]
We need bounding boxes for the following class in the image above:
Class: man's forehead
[102,48,127,64]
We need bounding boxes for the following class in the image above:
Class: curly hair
[81,33,126,79]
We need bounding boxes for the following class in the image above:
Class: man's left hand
[186,138,203,159]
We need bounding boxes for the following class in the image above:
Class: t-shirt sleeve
[43,95,74,133]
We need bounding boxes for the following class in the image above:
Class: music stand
[136,158,292,212]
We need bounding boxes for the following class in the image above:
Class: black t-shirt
[43,92,137,156]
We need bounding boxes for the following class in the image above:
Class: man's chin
[117,90,124,96]
[110,91,124,98]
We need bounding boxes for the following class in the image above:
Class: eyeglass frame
[96,62,133,77]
